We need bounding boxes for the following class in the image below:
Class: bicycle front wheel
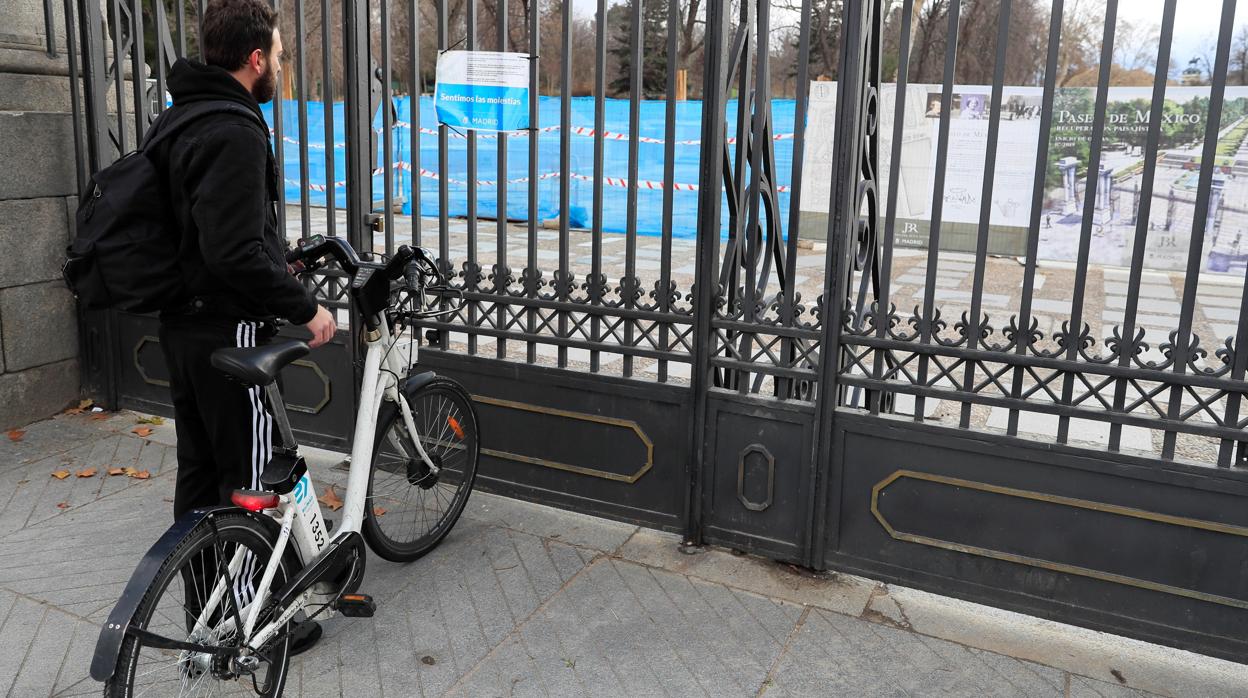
[363,377,479,562]
[105,510,298,698]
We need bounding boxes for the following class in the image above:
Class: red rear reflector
[447,416,465,440]
[231,490,280,512]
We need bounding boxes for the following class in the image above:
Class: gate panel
[116,312,356,450]
[827,412,1248,662]
[701,393,814,562]
[418,352,689,529]
[820,0,1248,660]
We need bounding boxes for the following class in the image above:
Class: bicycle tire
[105,510,300,698]
[362,376,480,562]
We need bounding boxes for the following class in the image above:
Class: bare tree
[1232,25,1248,86]
[1114,19,1161,74]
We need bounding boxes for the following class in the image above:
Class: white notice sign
[434,50,531,132]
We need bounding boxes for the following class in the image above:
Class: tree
[1230,25,1248,86]
[1114,20,1161,74]
[607,0,668,98]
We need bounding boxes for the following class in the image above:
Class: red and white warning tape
[288,165,790,194]
[272,123,796,149]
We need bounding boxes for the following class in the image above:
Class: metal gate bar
[1007,0,1063,437]
[1168,0,1237,462]
[1055,0,1116,446]
[957,0,1010,429]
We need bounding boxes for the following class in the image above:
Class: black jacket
[155,58,317,325]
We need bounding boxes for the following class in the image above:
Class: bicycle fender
[90,506,232,682]
[373,370,439,446]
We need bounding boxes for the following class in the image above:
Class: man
[155,0,334,653]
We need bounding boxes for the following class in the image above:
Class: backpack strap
[140,100,266,153]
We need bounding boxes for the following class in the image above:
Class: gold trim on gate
[284,359,332,415]
[472,395,653,483]
[134,336,170,388]
[871,470,1248,610]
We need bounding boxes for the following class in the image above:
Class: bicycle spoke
[366,385,476,560]
[120,516,285,697]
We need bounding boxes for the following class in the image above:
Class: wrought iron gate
[63,0,1248,661]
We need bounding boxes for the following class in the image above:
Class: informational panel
[804,81,1248,273]
[434,50,531,132]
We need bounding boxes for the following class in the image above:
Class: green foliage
[607,0,669,99]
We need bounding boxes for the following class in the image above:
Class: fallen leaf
[129,470,151,480]
[76,468,97,478]
[64,399,95,416]
[56,502,69,509]
[107,467,125,476]
[123,466,138,476]
[318,485,344,512]
[135,416,165,426]
[372,506,387,516]
[89,413,109,421]
[7,429,25,442]
[51,470,70,480]
[132,427,153,438]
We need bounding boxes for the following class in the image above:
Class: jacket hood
[167,58,265,122]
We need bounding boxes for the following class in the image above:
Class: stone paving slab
[1,411,1245,696]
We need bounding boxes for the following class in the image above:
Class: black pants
[160,317,278,521]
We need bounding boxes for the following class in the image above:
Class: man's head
[201,0,283,103]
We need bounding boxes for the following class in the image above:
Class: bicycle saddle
[210,339,310,386]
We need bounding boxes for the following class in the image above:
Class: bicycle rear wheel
[363,377,479,562]
[105,510,299,698]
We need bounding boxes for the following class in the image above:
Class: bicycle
[90,236,479,696]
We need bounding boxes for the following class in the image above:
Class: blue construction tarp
[260,96,800,240]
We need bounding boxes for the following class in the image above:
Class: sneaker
[288,619,323,656]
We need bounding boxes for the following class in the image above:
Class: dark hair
[201,0,278,71]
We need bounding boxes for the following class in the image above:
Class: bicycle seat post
[264,382,299,451]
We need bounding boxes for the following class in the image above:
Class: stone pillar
[1097,165,1113,212]
[0,0,82,429]
[1165,187,1175,231]
[1058,157,1079,214]
[1207,174,1225,238]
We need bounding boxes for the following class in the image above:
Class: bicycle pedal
[334,593,376,618]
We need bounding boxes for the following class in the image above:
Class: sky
[1118,0,1248,77]
[575,0,1248,78]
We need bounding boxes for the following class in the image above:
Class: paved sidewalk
[2,411,1246,697]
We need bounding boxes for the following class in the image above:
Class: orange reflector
[231,490,280,512]
[447,416,465,440]
[340,594,368,602]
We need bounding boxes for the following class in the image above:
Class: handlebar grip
[404,262,422,291]
[286,235,362,274]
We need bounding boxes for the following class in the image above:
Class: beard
[251,64,277,103]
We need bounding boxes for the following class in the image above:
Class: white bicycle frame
[189,311,435,653]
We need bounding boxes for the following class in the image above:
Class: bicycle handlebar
[286,234,362,274]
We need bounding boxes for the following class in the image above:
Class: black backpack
[62,101,263,313]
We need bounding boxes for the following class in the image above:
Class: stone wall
[0,0,82,429]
